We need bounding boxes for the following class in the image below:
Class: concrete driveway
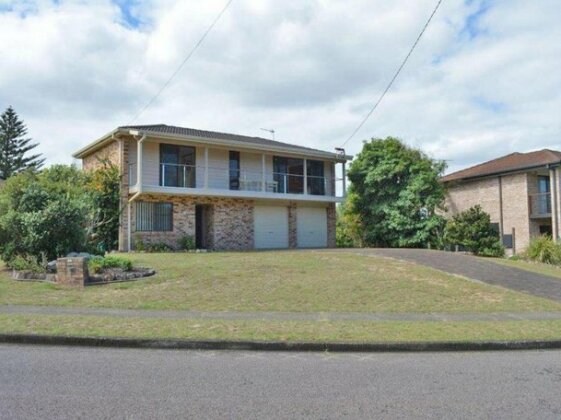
[340,248,561,302]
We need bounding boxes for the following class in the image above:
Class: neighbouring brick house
[73,124,351,251]
[442,149,561,254]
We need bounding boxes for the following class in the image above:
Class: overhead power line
[340,0,444,148]
[129,0,234,124]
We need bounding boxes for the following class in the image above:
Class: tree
[345,137,446,248]
[0,166,87,263]
[444,205,504,257]
[0,106,44,180]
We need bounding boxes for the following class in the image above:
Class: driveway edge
[2,334,561,352]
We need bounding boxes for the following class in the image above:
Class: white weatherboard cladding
[254,205,289,249]
[297,207,327,248]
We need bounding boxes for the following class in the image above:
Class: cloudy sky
[1,0,560,174]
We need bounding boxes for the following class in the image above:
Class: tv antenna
[260,128,275,141]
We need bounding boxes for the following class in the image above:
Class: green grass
[2,314,561,343]
[489,258,561,281]
[1,251,561,313]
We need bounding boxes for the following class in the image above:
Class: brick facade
[288,202,298,248]
[327,202,337,248]
[55,257,88,287]
[129,195,255,251]
[445,171,550,253]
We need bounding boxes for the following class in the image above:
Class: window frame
[229,151,240,190]
[159,144,197,188]
[135,201,174,232]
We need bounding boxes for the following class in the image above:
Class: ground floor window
[136,201,173,231]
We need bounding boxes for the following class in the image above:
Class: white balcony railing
[154,163,335,196]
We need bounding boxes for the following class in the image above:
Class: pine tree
[0,106,44,179]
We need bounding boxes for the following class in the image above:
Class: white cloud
[0,0,560,175]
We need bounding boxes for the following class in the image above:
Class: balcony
[529,192,551,218]
[129,162,343,201]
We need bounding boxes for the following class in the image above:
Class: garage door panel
[254,206,289,249]
[297,207,327,248]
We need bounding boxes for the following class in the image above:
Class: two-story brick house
[442,149,561,253]
[73,124,351,251]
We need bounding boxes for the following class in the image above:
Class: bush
[145,242,174,253]
[444,205,505,257]
[88,255,133,274]
[7,254,46,273]
[134,236,145,252]
[178,235,196,251]
[524,236,561,264]
[0,178,87,263]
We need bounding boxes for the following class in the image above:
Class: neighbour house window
[136,201,173,232]
[160,144,196,188]
[273,156,304,194]
[306,160,325,195]
[537,176,552,215]
[229,151,240,190]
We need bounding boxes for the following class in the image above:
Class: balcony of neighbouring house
[529,192,552,218]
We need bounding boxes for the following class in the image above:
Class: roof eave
[441,161,561,184]
[72,128,125,159]
[74,127,351,162]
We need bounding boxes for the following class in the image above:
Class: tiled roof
[441,149,561,182]
[119,124,333,156]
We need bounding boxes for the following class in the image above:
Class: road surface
[1,345,561,419]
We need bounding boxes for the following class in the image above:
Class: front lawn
[490,258,561,281]
[1,251,560,313]
[2,314,561,343]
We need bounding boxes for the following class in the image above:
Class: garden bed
[87,267,156,285]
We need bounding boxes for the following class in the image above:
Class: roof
[73,124,351,161]
[441,149,561,183]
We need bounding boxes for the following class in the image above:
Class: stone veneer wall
[130,195,254,251]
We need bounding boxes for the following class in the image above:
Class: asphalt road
[2,345,561,419]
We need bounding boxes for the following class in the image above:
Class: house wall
[129,195,254,251]
[81,136,339,252]
[444,172,535,253]
[81,138,131,251]
[129,138,336,194]
[125,195,336,251]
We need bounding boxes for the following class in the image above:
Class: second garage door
[297,207,327,248]
[254,205,289,249]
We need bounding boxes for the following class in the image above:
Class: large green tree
[0,106,44,180]
[345,137,446,248]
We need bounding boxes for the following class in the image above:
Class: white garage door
[254,205,289,249]
[297,207,327,248]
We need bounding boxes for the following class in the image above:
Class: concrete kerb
[2,334,561,353]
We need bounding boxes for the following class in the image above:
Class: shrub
[444,205,505,257]
[0,166,92,265]
[85,160,120,253]
[8,254,46,273]
[88,255,133,274]
[145,242,174,253]
[134,236,145,252]
[178,235,196,251]
[524,236,561,264]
